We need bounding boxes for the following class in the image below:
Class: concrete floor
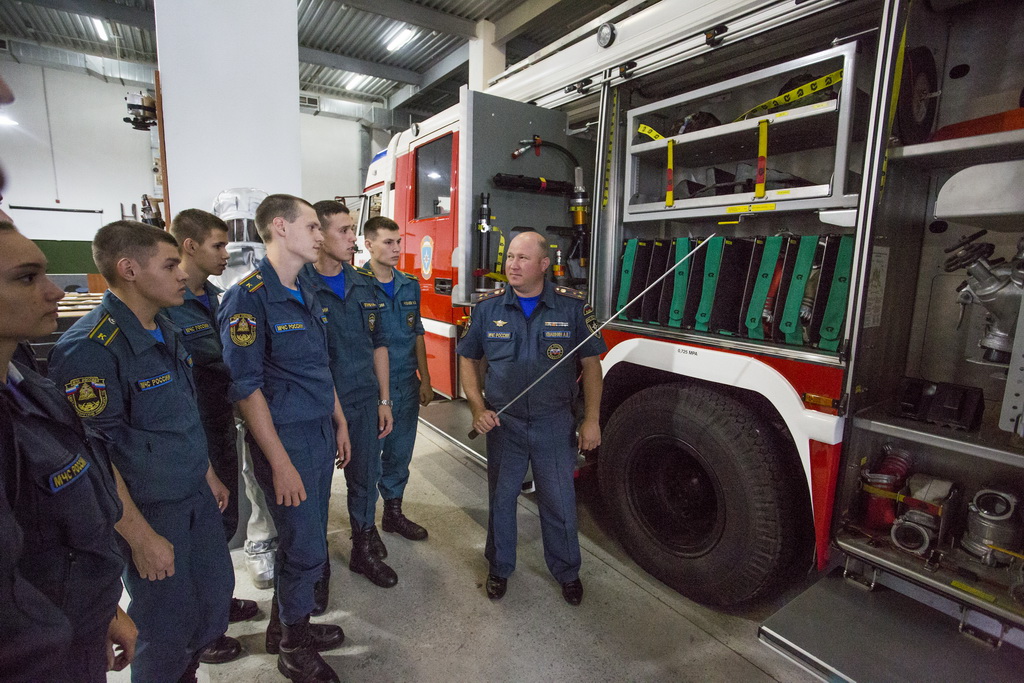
[113,424,819,683]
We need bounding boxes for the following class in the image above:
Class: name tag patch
[401,300,417,307]
[49,454,90,493]
[182,322,212,336]
[487,332,511,340]
[138,372,173,391]
[274,322,306,333]
[543,331,571,339]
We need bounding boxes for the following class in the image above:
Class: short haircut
[312,200,350,230]
[170,209,228,246]
[514,230,549,259]
[254,194,313,243]
[364,215,400,241]
[92,220,178,283]
[0,221,16,233]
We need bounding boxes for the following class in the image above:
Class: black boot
[311,565,330,617]
[268,594,346,655]
[368,525,388,559]
[277,617,340,683]
[177,649,202,683]
[349,527,398,587]
[382,498,428,540]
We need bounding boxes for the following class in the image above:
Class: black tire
[896,46,938,144]
[599,383,797,606]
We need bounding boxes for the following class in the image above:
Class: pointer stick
[468,234,716,439]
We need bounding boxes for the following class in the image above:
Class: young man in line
[0,221,137,681]
[49,221,235,682]
[218,194,349,683]
[457,231,605,605]
[304,201,398,590]
[363,217,433,545]
[165,209,260,664]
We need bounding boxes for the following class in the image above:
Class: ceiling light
[427,172,441,179]
[92,17,109,42]
[0,114,18,126]
[346,74,366,90]
[386,28,415,52]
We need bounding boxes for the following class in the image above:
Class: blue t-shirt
[148,326,165,344]
[321,270,346,300]
[380,278,395,298]
[287,287,305,305]
[195,293,211,310]
[518,294,541,318]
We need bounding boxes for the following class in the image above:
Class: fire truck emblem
[420,235,434,280]
[546,343,564,360]
[229,313,257,347]
[64,376,108,417]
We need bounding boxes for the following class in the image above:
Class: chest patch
[406,311,416,328]
[543,330,572,339]
[487,331,511,340]
[49,454,90,493]
[544,321,569,327]
[368,311,377,332]
[64,377,108,418]
[229,313,257,347]
[274,322,306,333]
[137,372,172,391]
[182,322,212,336]
[546,343,565,360]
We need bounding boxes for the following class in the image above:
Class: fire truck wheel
[599,383,796,606]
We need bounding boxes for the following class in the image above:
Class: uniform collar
[502,281,556,309]
[258,256,311,304]
[183,279,222,301]
[102,290,176,355]
[303,261,363,299]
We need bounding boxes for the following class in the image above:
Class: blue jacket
[49,291,209,505]
[372,268,424,390]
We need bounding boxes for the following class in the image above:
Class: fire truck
[360,0,1024,676]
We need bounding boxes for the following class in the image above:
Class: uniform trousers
[247,416,334,625]
[378,378,420,501]
[342,399,383,532]
[485,410,581,584]
[203,410,239,541]
[238,419,278,543]
[119,488,233,683]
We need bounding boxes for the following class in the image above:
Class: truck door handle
[434,278,452,295]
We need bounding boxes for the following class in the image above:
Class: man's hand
[578,417,601,452]
[419,379,434,407]
[471,406,501,435]
[272,460,307,506]
[377,405,394,439]
[335,422,352,469]
[206,467,229,512]
[129,531,175,581]
[106,606,137,671]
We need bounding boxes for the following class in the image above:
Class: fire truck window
[415,134,452,219]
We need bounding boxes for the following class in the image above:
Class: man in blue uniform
[0,221,137,681]
[48,220,235,682]
[305,201,398,590]
[457,231,605,606]
[363,217,433,545]
[218,194,349,683]
[166,209,259,663]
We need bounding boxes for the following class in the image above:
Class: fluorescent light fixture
[386,28,415,52]
[0,114,18,126]
[427,171,441,179]
[92,17,109,42]
[345,74,366,90]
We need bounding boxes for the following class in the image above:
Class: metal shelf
[888,129,1024,169]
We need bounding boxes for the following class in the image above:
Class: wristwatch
[378,399,394,407]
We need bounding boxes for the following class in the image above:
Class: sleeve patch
[64,376,108,417]
[229,313,258,346]
[583,303,600,333]
[49,454,90,493]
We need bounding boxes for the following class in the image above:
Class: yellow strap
[755,119,768,199]
[735,69,844,122]
[666,139,675,207]
[637,124,663,141]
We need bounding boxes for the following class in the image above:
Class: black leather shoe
[229,597,259,623]
[561,578,584,606]
[486,573,507,600]
[311,567,330,617]
[277,617,340,683]
[198,634,243,664]
[382,498,428,540]
[267,597,345,655]
[368,525,388,559]
[349,527,398,588]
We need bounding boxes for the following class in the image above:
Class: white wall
[0,61,155,240]
[300,114,363,203]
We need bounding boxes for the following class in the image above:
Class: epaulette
[355,266,374,277]
[399,269,418,281]
[238,269,264,293]
[87,313,120,347]
[475,288,505,303]
[554,285,586,300]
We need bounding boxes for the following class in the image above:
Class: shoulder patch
[64,377,108,417]
[239,270,264,293]
[399,270,418,281]
[555,286,586,300]
[87,314,120,346]
[229,313,258,346]
[583,303,600,333]
[355,266,374,277]
[475,288,505,303]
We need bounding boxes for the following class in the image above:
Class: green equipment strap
[818,235,854,352]
[667,238,691,328]
[694,237,724,332]
[616,238,637,320]
[779,235,818,345]
[745,236,783,340]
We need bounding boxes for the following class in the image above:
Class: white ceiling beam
[298,46,422,86]
[17,0,155,31]
[328,0,476,39]
[388,43,467,109]
[493,0,568,45]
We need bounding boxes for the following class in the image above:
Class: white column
[153,0,302,215]
[468,20,506,92]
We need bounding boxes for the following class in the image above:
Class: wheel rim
[625,433,726,557]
